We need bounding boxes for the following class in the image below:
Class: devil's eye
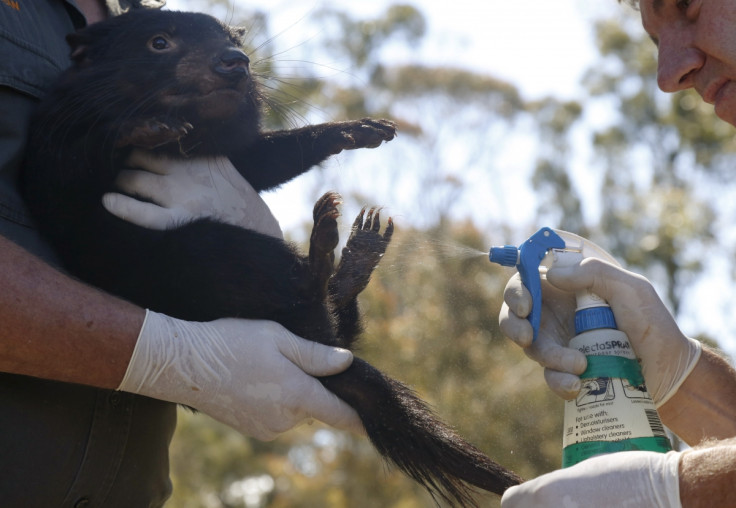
[149,36,170,51]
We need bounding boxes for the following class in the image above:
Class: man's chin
[712,82,736,128]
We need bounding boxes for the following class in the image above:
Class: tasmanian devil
[20,9,522,507]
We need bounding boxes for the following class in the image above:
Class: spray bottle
[489,227,672,467]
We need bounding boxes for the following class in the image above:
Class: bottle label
[561,329,672,467]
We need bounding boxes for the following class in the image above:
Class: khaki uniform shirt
[0,2,177,507]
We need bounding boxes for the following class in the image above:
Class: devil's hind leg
[329,206,393,308]
[308,191,343,300]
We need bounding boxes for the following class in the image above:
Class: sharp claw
[364,207,376,230]
[352,208,366,233]
[384,217,394,241]
[371,208,382,232]
[313,191,342,221]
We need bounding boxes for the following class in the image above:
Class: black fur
[20,10,522,506]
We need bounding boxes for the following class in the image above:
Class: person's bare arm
[0,235,364,437]
[679,438,736,508]
[654,348,736,506]
[659,347,736,444]
[0,236,141,388]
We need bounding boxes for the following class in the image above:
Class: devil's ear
[65,21,116,65]
[66,32,93,64]
[226,24,248,47]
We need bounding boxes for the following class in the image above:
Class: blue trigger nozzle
[489,227,566,342]
[489,246,518,267]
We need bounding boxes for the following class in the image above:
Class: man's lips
[701,78,730,105]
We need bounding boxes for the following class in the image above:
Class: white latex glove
[118,310,363,440]
[499,257,701,405]
[501,450,683,508]
[102,150,283,238]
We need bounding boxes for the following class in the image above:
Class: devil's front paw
[328,118,397,153]
[329,206,394,307]
[115,118,193,149]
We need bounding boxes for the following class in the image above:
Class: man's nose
[656,36,703,93]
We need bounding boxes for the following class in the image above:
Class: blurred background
[162,1,736,506]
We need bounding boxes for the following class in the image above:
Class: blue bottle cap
[575,306,617,334]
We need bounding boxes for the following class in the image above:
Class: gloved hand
[499,257,701,405]
[501,450,683,508]
[102,150,283,238]
[118,310,363,440]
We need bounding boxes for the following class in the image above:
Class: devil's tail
[320,357,523,507]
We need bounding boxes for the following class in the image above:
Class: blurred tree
[529,98,586,234]
[162,2,736,507]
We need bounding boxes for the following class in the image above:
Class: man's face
[641,0,736,126]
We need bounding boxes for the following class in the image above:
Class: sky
[170,0,619,101]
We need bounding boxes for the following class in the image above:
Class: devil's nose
[215,48,250,77]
